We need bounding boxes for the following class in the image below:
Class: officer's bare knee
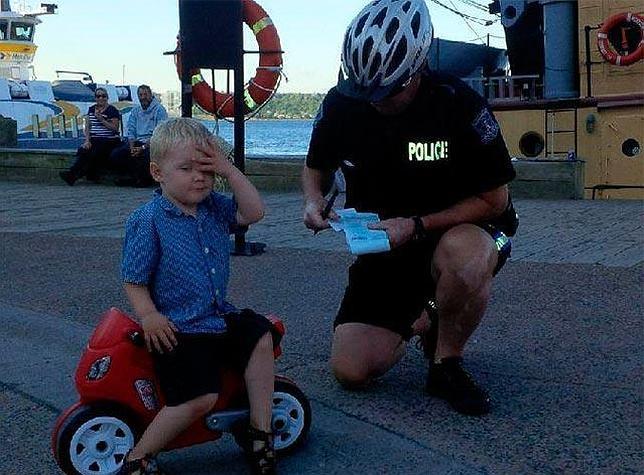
[331,358,371,389]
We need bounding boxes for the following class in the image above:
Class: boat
[0,0,641,200]
[0,1,139,143]
[426,0,642,200]
[479,0,643,199]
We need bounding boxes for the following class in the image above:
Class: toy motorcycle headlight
[87,356,111,380]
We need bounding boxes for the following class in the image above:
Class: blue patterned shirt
[121,190,238,333]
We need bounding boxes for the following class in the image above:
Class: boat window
[10,22,34,42]
[0,21,7,40]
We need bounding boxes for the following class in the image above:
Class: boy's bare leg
[244,332,275,433]
[128,393,218,460]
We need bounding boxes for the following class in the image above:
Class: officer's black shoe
[59,171,76,186]
[426,357,490,416]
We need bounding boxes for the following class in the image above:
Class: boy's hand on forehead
[193,138,235,178]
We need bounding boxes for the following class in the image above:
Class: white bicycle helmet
[338,0,433,101]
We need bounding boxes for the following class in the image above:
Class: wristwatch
[411,216,427,241]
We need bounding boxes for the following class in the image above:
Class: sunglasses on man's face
[383,76,414,100]
[95,94,107,98]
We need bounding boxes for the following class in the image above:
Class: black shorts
[154,309,282,407]
[334,225,511,340]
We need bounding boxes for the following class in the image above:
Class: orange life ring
[597,12,644,66]
[175,0,282,118]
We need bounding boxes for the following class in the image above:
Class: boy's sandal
[246,426,277,475]
[117,452,168,475]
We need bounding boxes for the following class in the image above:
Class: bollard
[45,115,54,138]
[70,116,79,138]
[57,115,66,138]
[31,114,40,138]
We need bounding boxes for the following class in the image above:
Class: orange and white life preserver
[175,0,282,118]
[597,12,644,66]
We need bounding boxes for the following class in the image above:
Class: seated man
[110,84,168,186]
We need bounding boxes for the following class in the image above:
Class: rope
[427,0,496,26]
[248,77,275,94]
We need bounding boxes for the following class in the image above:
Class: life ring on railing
[174,0,282,118]
[597,12,644,66]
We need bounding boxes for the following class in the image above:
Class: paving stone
[1,182,642,267]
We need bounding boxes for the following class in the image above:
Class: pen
[314,188,339,235]
[321,188,339,220]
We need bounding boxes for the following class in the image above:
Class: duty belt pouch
[490,196,519,237]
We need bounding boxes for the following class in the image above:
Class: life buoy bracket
[597,12,644,66]
[174,0,283,118]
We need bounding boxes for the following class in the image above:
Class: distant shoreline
[199,117,313,122]
[170,114,313,122]
[165,93,324,121]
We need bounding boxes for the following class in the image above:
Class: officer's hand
[369,217,414,248]
[303,198,337,232]
[140,311,179,354]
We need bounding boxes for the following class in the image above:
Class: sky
[29,0,505,94]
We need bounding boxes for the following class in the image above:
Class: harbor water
[202,119,313,158]
[18,118,314,158]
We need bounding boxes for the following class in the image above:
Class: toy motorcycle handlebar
[129,331,145,347]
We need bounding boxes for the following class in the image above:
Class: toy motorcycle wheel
[55,405,140,475]
[234,378,311,455]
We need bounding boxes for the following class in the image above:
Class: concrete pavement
[0,181,642,265]
[0,181,642,474]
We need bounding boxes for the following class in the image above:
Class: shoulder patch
[472,108,500,144]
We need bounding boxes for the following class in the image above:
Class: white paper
[328,208,391,255]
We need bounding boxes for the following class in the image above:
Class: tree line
[192,93,325,120]
[253,93,325,119]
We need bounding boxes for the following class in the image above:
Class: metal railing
[31,114,80,138]
[464,74,543,101]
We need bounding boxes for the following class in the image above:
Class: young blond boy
[119,118,278,475]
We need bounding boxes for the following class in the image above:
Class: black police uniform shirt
[306,71,516,228]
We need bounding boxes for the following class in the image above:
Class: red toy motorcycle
[51,308,311,475]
